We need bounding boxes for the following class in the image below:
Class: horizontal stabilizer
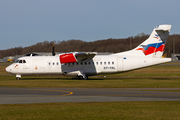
[155,25,171,31]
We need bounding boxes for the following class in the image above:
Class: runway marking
[82,93,180,97]
[28,89,73,96]
[0,88,73,100]
[0,87,73,96]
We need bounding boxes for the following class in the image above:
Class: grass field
[1,63,180,120]
[0,102,180,120]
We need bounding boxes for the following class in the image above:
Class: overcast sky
[0,0,180,50]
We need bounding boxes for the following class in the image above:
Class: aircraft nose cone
[5,66,12,73]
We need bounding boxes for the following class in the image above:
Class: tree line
[0,33,179,59]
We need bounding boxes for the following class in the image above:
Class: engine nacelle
[60,53,77,64]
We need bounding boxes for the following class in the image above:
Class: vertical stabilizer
[134,25,171,57]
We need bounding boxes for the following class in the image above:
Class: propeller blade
[52,44,55,56]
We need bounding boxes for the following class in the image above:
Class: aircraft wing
[59,52,97,64]
[75,52,97,61]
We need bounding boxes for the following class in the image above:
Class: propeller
[52,44,55,56]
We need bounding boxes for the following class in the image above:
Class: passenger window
[89,62,91,65]
[100,62,102,65]
[49,62,51,66]
[57,62,59,65]
[96,62,98,65]
[112,62,114,65]
[108,62,110,65]
[76,62,79,65]
[85,62,87,65]
[53,62,55,65]
[104,62,106,65]
[81,62,83,65]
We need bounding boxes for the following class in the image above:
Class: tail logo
[154,34,160,39]
[136,42,165,55]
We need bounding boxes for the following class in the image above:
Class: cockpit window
[23,60,26,63]
[15,60,19,63]
[15,59,26,63]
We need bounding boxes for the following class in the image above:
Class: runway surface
[1,87,180,104]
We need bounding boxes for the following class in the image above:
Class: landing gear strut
[77,71,88,80]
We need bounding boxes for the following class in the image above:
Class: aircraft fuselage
[6,54,171,78]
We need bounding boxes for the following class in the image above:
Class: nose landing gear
[16,74,21,80]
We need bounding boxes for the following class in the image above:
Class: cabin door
[117,57,123,72]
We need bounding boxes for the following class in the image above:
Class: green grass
[0,102,180,120]
[1,76,180,88]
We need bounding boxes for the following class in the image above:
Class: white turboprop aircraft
[6,24,171,80]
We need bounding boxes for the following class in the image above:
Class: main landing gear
[79,75,88,80]
[77,71,88,80]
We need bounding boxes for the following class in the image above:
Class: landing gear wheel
[79,76,88,80]
[84,76,88,80]
[79,76,83,80]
